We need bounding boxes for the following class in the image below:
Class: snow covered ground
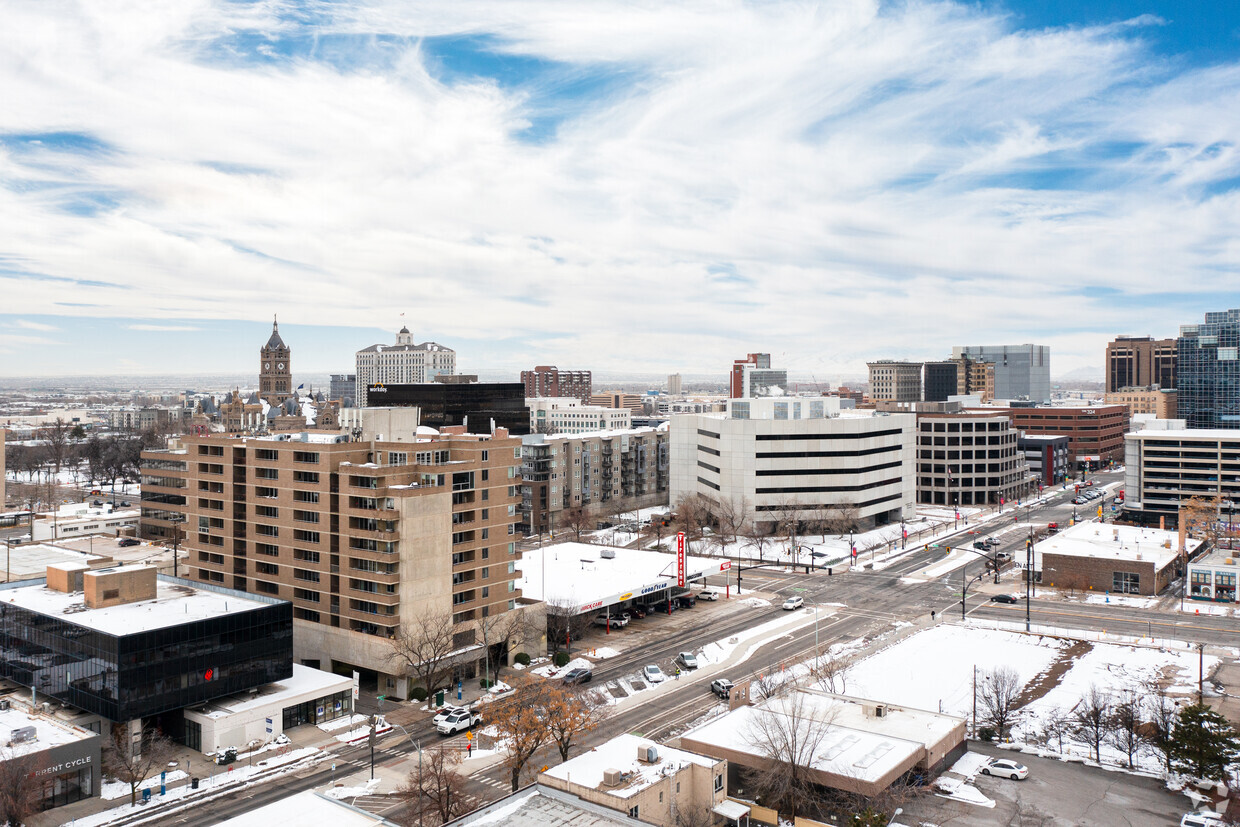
[837,624,1222,773]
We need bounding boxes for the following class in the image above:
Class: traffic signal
[945,545,951,556]
[1075,484,1080,494]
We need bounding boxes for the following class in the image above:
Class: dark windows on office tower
[1178,308,1240,429]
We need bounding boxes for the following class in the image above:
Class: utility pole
[368,716,376,780]
[972,664,977,737]
[1025,533,1033,633]
[1198,643,1206,705]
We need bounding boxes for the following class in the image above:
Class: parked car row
[594,592,715,629]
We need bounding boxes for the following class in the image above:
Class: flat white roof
[0,543,102,583]
[541,733,718,799]
[187,665,350,720]
[1038,523,1191,569]
[0,576,276,636]
[682,691,947,785]
[0,706,96,758]
[219,790,391,826]
[517,543,732,614]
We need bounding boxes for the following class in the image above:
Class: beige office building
[1105,388,1177,419]
[139,426,527,697]
[867,361,923,403]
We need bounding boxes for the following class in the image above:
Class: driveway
[899,742,1189,826]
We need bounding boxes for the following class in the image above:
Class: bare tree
[714,496,750,549]
[743,690,836,819]
[545,597,592,652]
[37,418,72,475]
[102,724,178,806]
[1042,705,1071,753]
[1143,681,1179,773]
[1057,572,1092,597]
[1181,495,1224,549]
[1108,689,1142,768]
[491,678,554,791]
[673,803,718,827]
[742,521,774,564]
[386,608,459,700]
[1073,685,1113,762]
[768,496,803,553]
[674,493,714,551]
[809,652,850,695]
[545,685,610,761]
[978,666,1022,739]
[0,747,40,827]
[823,502,861,538]
[395,746,474,826]
[476,610,532,687]
[559,507,592,542]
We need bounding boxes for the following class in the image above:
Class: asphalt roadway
[177,468,1226,824]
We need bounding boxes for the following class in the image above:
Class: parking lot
[901,742,1191,827]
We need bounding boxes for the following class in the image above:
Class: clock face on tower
[264,362,270,370]
[277,362,285,370]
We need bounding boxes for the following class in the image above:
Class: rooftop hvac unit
[638,744,659,763]
[875,704,887,718]
[0,699,10,711]
[9,726,37,744]
[602,768,623,787]
[600,549,616,559]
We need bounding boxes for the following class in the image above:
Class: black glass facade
[0,579,292,722]
[1178,308,1240,429]
[368,382,530,434]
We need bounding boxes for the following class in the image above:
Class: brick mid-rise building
[521,365,593,402]
[976,404,1129,470]
[140,426,527,697]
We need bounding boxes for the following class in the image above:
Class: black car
[991,594,1019,604]
[561,668,593,685]
[215,748,238,765]
[972,540,989,550]
[675,594,697,609]
[650,600,678,613]
[117,538,140,547]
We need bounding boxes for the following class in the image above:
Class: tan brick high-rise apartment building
[140,427,526,698]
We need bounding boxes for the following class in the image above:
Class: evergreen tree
[1169,703,1240,781]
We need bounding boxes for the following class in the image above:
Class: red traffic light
[204,668,214,681]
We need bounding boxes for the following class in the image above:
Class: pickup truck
[436,708,482,735]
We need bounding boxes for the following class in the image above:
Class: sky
[1,0,1239,380]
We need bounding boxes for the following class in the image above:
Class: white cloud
[10,319,58,331]
[0,1,1238,376]
[126,324,204,332]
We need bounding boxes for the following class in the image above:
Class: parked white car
[980,758,1028,780]
[643,664,666,684]
[782,595,804,611]
[697,590,720,601]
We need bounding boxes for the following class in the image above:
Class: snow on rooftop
[215,789,386,826]
[517,543,731,613]
[682,691,936,785]
[1,576,275,636]
[541,733,718,799]
[0,707,96,758]
[1037,522,1189,568]
[188,665,349,718]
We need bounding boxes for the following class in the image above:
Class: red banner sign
[677,532,686,588]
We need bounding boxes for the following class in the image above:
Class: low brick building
[1034,523,1194,596]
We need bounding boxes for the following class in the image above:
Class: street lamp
[386,722,424,826]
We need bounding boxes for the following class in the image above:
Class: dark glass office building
[1178,308,1240,429]
[923,362,958,402]
[0,576,292,723]
[367,381,531,434]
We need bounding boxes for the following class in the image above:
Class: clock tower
[259,316,292,407]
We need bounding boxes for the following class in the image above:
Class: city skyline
[3,1,1239,377]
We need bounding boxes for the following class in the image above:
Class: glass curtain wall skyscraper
[1178,309,1240,429]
